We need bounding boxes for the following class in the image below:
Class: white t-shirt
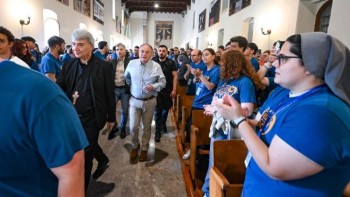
[10,56,30,69]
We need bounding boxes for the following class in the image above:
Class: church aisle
[87,110,187,197]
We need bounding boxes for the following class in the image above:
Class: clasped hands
[204,94,249,121]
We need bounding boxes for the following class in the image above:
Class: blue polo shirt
[40,52,63,77]
[93,50,108,60]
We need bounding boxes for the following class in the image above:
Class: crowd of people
[0,24,349,197]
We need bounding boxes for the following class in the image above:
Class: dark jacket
[57,55,116,130]
[110,57,131,93]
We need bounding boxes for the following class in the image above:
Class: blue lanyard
[258,85,325,137]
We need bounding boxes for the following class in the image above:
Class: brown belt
[131,95,155,101]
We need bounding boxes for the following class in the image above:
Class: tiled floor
[87,110,187,197]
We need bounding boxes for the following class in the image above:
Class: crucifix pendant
[72,91,79,105]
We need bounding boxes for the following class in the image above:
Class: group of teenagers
[181,33,350,196]
[0,25,349,196]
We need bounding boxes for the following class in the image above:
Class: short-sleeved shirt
[40,52,63,77]
[153,57,177,92]
[192,65,220,109]
[243,86,350,196]
[214,76,256,103]
[0,61,88,196]
[250,57,260,72]
[93,50,108,60]
[186,60,206,95]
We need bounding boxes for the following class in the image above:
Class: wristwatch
[229,116,246,127]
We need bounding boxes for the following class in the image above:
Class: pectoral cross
[72,91,79,105]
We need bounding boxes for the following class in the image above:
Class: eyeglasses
[277,54,301,65]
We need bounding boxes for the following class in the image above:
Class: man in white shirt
[124,44,166,162]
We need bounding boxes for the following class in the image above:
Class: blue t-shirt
[40,52,63,77]
[111,52,118,60]
[214,76,256,103]
[186,60,206,95]
[243,86,350,196]
[192,65,220,109]
[0,61,88,196]
[250,57,260,72]
[93,50,108,60]
[61,52,72,64]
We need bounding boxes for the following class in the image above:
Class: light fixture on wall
[20,17,31,36]
[154,3,159,8]
[261,27,272,49]
[261,27,271,35]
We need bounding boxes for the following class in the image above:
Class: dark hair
[225,41,231,47]
[286,35,302,59]
[0,26,15,43]
[220,50,264,89]
[11,39,34,65]
[21,36,36,43]
[112,45,116,51]
[247,43,259,55]
[203,48,218,65]
[48,36,65,48]
[230,36,248,51]
[218,45,224,50]
[98,41,108,49]
[178,54,188,63]
[272,40,285,52]
[134,46,139,49]
[158,44,168,51]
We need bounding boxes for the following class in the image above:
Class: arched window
[43,9,59,47]
[314,0,332,33]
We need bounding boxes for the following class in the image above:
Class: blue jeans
[114,88,130,131]
[202,130,228,197]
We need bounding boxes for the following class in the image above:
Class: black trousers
[80,115,108,192]
[154,92,172,134]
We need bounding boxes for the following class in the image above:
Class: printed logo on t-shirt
[214,85,238,99]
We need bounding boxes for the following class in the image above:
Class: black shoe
[155,132,161,143]
[163,126,168,133]
[108,126,119,140]
[120,130,126,139]
[92,159,109,180]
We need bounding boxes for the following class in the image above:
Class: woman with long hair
[201,50,264,196]
[12,39,38,71]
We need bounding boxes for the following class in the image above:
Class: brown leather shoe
[130,145,140,160]
[139,150,148,162]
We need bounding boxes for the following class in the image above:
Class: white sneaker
[182,150,190,160]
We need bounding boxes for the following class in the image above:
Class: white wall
[147,12,183,48]
[328,0,350,47]
[1,0,350,52]
[0,0,130,49]
[181,0,300,51]
[130,12,146,47]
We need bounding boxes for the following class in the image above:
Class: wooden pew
[175,85,187,123]
[210,140,247,197]
[189,110,212,182]
[180,95,194,144]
